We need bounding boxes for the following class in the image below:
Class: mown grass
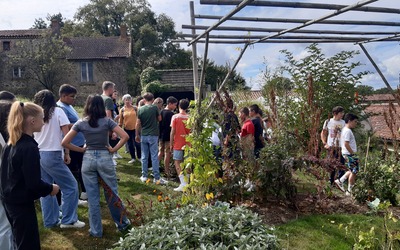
[275,213,398,250]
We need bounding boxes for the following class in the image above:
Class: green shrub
[143,81,170,96]
[353,153,399,206]
[140,67,160,88]
[113,205,278,250]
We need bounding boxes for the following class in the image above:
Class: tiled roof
[364,94,395,102]
[0,29,45,39]
[365,104,400,140]
[65,37,131,60]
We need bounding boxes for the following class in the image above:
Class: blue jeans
[141,135,160,179]
[39,151,79,227]
[82,150,130,237]
[124,129,141,159]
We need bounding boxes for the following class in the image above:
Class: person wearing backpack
[320,106,346,185]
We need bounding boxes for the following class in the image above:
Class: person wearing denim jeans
[62,95,130,237]
[33,90,84,229]
[135,93,167,184]
[39,151,79,227]
[82,150,130,237]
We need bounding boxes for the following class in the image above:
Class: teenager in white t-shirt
[334,113,359,196]
[320,106,345,185]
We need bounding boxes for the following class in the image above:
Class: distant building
[363,94,400,141]
[0,21,131,103]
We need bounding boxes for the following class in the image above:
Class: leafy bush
[140,67,160,88]
[143,81,170,96]
[353,153,399,206]
[113,205,279,250]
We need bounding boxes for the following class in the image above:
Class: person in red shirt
[170,99,190,192]
[239,107,255,156]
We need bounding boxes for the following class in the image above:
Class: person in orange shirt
[170,99,190,192]
[119,94,141,164]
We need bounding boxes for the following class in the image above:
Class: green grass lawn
[275,213,399,250]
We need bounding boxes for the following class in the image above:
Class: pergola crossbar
[194,14,400,27]
[200,0,400,14]
[182,25,398,36]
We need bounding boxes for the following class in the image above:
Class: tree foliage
[8,32,72,93]
[280,43,369,122]
[204,59,248,91]
[355,84,374,97]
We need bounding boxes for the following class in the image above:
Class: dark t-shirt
[159,109,174,141]
[138,104,160,136]
[252,117,264,149]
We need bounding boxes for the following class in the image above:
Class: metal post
[358,44,393,92]
[190,1,199,101]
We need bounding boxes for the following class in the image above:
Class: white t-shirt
[323,118,345,147]
[34,107,70,151]
[341,126,357,155]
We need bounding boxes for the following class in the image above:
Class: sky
[0,0,399,90]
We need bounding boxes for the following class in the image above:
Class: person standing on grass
[321,106,346,185]
[1,101,59,250]
[33,90,85,229]
[159,96,178,179]
[119,94,141,164]
[57,84,87,201]
[170,99,190,192]
[101,81,119,165]
[136,92,167,185]
[335,113,359,196]
[62,95,131,238]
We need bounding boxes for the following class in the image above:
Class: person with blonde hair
[0,101,59,249]
[119,94,141,163]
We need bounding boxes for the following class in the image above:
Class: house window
[12,67,24,78]
[3,41,10,51]
[81,62,93,82]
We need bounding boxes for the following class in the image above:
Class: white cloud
[1,0,398,90]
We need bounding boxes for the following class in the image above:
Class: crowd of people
[0,81,360,249]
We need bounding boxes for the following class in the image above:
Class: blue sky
[1,0,399,90]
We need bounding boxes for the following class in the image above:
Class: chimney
[120,24,127,40]
[51,19,61,37]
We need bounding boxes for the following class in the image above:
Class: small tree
[8,32,72,93]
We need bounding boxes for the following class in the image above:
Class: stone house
[0,22,131,104]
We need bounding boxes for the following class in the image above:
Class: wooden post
[190,1,199,101]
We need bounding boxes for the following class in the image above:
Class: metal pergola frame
[173,0,400,105]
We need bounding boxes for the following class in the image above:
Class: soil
[243,194,400,226]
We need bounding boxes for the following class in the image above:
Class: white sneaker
[78,199,88,207]
[112,159,117,166]
[173,183,186,192]
[345,191,351,196]
[80,192,88,200]
[154,178,168,185]
[60,220,85,229]
[334,179,345,193]
[115,153,123,159]
[140,176,148,183]
[128,159,136,164]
